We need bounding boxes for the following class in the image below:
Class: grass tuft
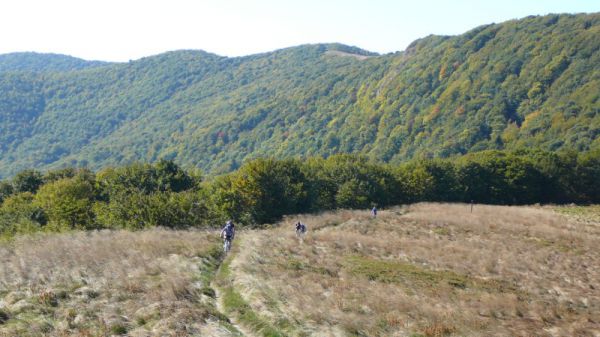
[109,323,128,335]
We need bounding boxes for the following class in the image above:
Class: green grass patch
[345,255,467,287]
[220,286,285,337]
[282,258,338,277]
[433,227,451,236]
[345,256,518,293]
[215,252,287,337]
[526,237,575,253]
[554,205,600,222]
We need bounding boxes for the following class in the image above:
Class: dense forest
[0,148,598,237]
[0,13,598,178]
[0,52,106,73]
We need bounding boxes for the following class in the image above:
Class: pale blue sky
[0,0,597,61]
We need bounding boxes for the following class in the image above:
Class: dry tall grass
[0,229,235,337]
[228,204,600,337]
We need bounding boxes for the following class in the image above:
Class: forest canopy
[0,13,598,178]
[0,149,598,238]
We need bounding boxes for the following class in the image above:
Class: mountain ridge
[0,12,598,178]
[0,51,110,72]
[0,43,379,72]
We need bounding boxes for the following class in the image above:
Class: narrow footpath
[209,232,286,337]
[210,243,257,337]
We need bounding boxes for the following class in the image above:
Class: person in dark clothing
[295,221,307,237]
[221,220,236,252]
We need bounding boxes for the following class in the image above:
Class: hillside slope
[0,52,108,72]
[218,204,600,336]
[0,13,598,177]
[0,229,241,336]
[0,204,598,336]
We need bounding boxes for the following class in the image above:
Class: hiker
[221,220,236,253]
[371,206,377,218]
[295,221,307,237]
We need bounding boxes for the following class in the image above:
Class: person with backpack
[371,206,377,218]
[295,221,307,238]
[221,220,236,253]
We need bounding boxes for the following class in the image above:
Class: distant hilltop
[0,12,598,178]
[0,52,108,72]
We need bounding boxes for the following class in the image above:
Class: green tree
[575,149,600,202]
[43,167,77,183]
[396,160,457,202]
[455,160,495,203]
[94,190,150,230]
[12,169,44,193]
[225,158,309,224]
[34,176,96,230]
[154,159,199,192]
[335,179,370,209]
[0,192,46,237]
[0,181,13,204]
[395,161,434,203]
[96,161,197,198]
[206,174,248,226]
[319,155,402,208]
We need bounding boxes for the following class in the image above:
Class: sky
[0,0,598,62]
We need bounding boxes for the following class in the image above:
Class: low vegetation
[0,203,597,336]
[226,204,599,336]
[0,149,598,239]
[554,204,600,223]
[0,229,237,336]
[215,252,286,337]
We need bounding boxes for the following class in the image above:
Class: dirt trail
[210,235,259,337]
[211,281,256,337]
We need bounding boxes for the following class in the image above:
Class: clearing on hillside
[224,203,599,337]
[0,229,239,337]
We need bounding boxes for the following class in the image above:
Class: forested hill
[0,52,108,72]
[0,13,598,178]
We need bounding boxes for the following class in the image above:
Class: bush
[34,175,97,230]
[0,192,46,237]
[0,148,598,236]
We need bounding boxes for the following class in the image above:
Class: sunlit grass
[226,204,600,336]
[0,229,236,336]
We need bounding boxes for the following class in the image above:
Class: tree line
[0,149,598,237]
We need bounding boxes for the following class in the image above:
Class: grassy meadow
[223,204,599,337]
[0,229,239,337]
[0,204,598,336]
